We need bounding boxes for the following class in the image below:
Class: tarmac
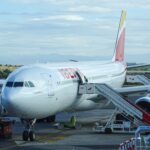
[0,109,134,150]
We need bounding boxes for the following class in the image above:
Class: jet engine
[135,96,150,114]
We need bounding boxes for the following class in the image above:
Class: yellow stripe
[119,10,126,30]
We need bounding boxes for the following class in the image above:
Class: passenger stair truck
[79,83,150,133]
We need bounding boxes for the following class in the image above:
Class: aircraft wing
[127,63,150,69]
[85,74,150,103]
[115,85,150,95]
[85,84,150,103]
[87,85,150,102]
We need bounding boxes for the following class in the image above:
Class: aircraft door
[75,70,88,85]
[41,73,54,97]
[48,74,55,97]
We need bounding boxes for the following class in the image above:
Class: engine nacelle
[135,97,150,114]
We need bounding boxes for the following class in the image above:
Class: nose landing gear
[21,119,36,141]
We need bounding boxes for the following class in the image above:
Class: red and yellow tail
[112,10,126,62]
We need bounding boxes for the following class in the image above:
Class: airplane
[1,10,150,141]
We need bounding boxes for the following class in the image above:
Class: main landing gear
[37,115,56,123]
[21,119,36,141]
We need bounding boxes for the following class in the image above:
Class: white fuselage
[1,60,126,119]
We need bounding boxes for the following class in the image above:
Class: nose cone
[2,89,21,115]
[1,88,56,119]
[2,89,34,118]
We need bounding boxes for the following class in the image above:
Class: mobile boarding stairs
[78,75,150,133]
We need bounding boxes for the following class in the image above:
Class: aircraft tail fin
[112,10,126,62]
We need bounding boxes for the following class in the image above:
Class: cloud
[97,25,112,30]
[1,0,150,65]
[9,0,35,4]
[69,5,112,13]
[31,15,84,22]
[9,0,74,5]
[120,1,150,9]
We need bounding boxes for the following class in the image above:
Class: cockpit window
[28,81,35,87]
[24,81,29,87]
[5,81,35,88]
[14,82,24,87]
[6,82,13,87]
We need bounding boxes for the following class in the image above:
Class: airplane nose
[1,87,57,119]
[1,89,33,118]
[1,90,20,114]
[1,89,54,119]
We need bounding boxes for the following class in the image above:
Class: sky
[0,0,150,65]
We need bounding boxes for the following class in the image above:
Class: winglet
[112,10,126,62]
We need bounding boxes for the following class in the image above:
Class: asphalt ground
[0,109,135,150]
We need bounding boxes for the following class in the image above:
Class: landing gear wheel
[29,131,35,141]
[21,119,37,141]
[22,131,29,141]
